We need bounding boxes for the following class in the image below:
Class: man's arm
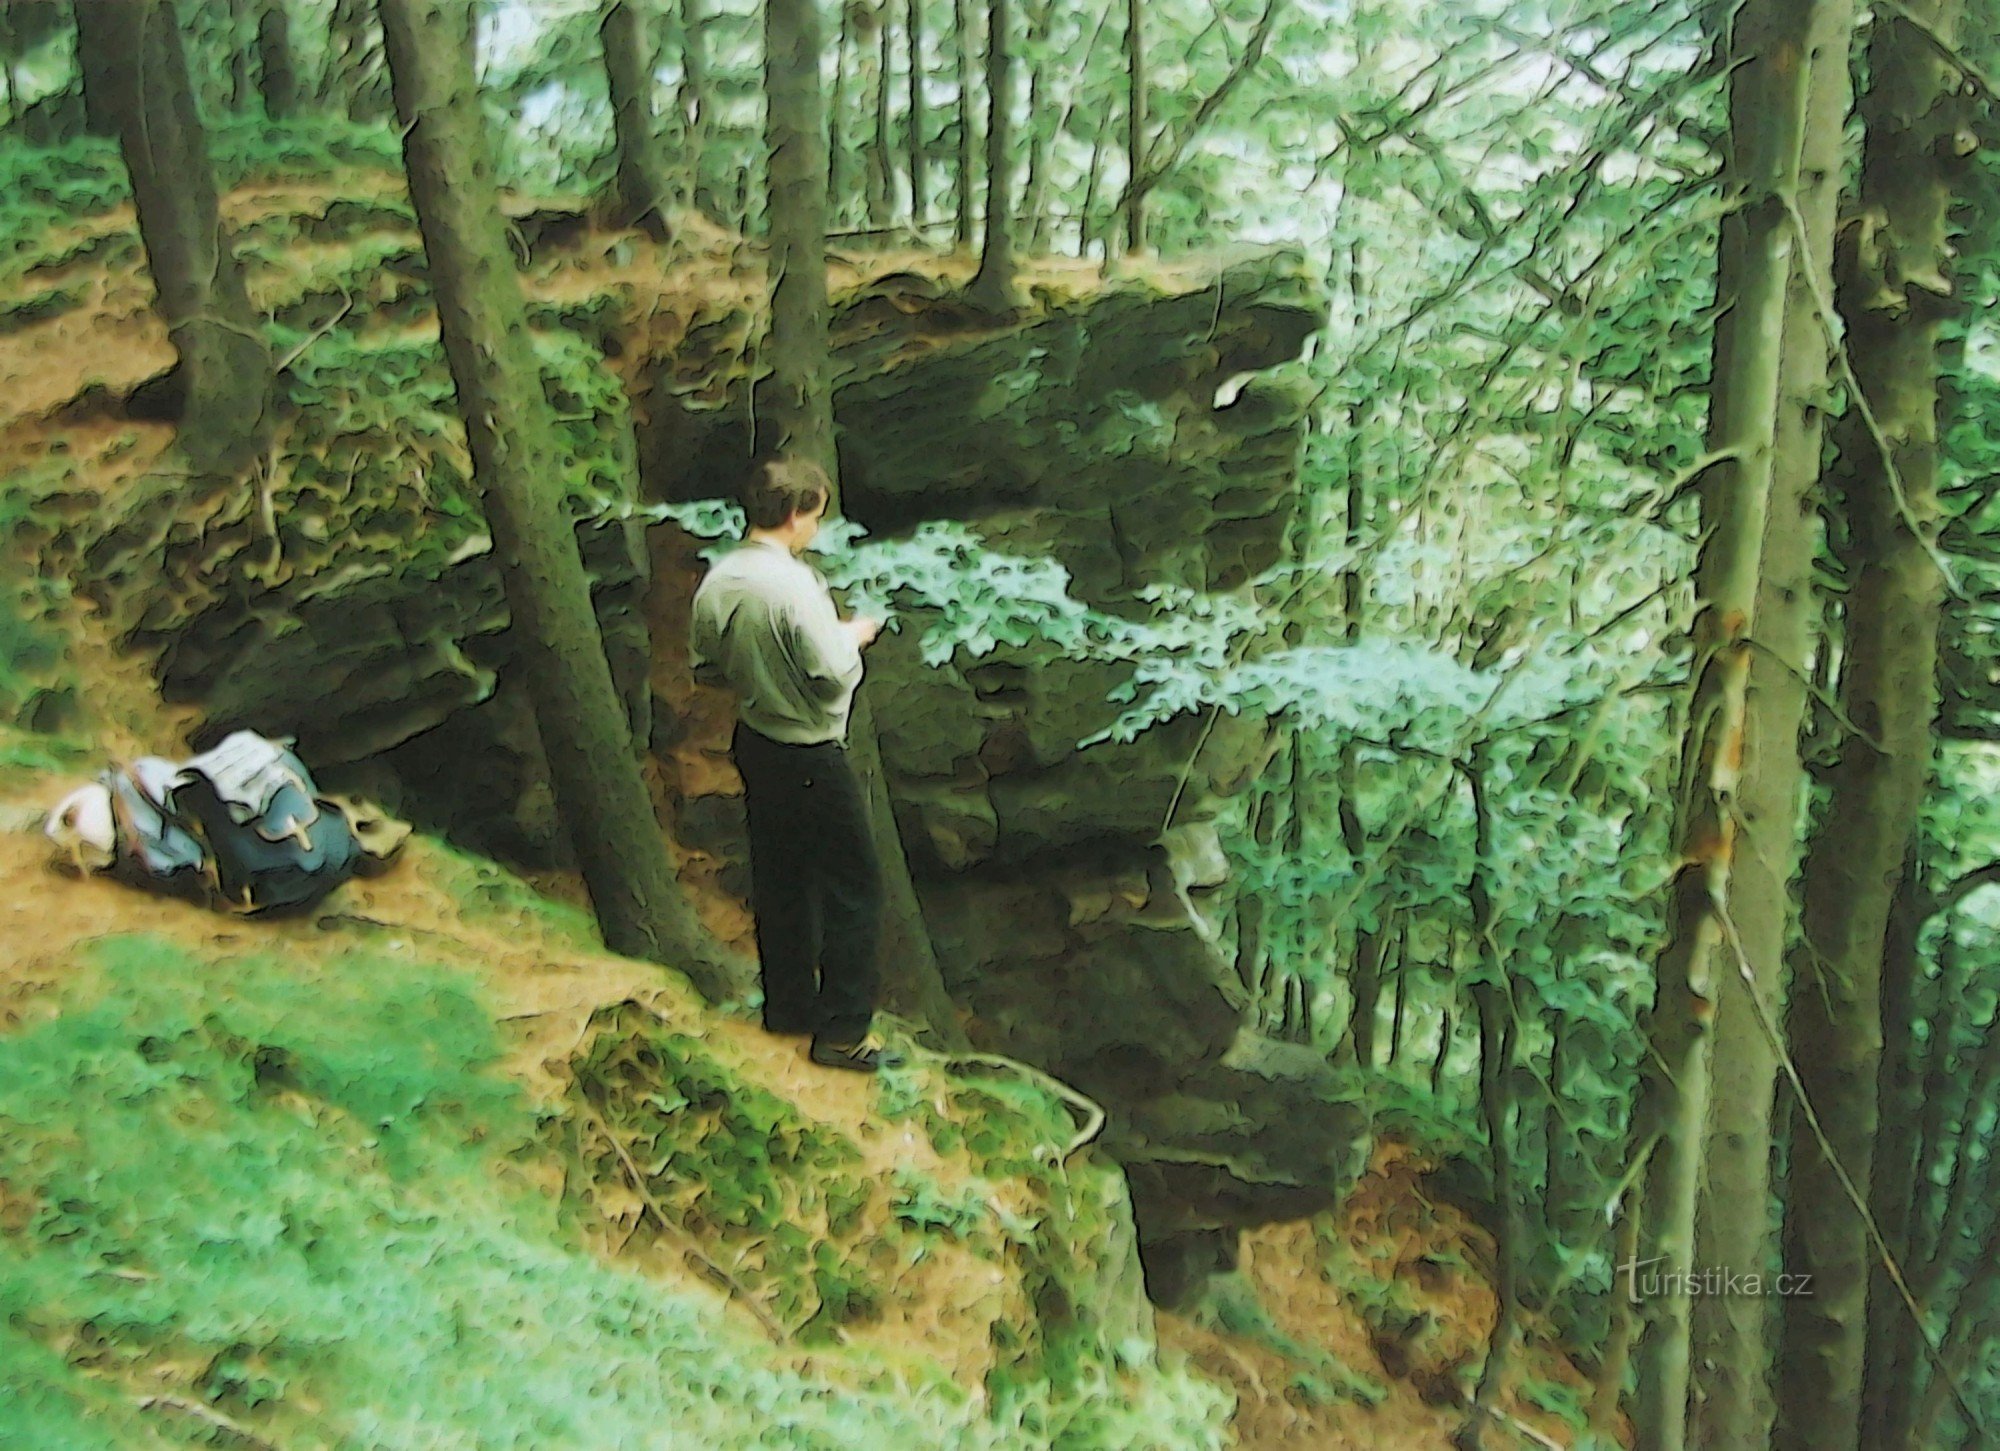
[776,599,864,707]
[687,585,729,688]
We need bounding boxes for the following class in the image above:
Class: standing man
[689,458,894,1072]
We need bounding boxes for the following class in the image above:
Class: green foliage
[207,118,407,189]
[423,841,599,950]
[0,474,83,738]
[0,933,1227,1449]
[1189,1273,1389,1408]
[0,139,126,285]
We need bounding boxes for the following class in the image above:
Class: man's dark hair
[742,457,831,530]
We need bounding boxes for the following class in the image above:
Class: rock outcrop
[92,245,1370,1304]
[655,252,1371,1302]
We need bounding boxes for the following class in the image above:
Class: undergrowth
[0,931,1230,1449]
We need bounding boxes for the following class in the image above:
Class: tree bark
[1121,0,1144,254]
[951,0,975,246]
[256,0,298,118]
[376,0,734,998]
[859,2,891,228]
[1860,845,1937,1449]
[1779,4,1962,1447]
[1629,5,1825,1448]
[229,0,255,110]
[677,0,715,218]
[1077,102,1107,257]
[966,0,1015,309]
[763,0,836,475]
[1017,0,1057,249]
[74,0,271,478]
[600,0,674,241]
[1457,760,1520,1451]
[764,0,965,1047]
[905,0,927,224]
[1688,4,1853,1447]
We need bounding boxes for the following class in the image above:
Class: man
[689,458,894,1072]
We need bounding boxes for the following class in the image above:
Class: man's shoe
[808,1033,898,1073]
[763,1018,820,1037]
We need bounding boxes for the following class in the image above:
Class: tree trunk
[376,0,734,998]
[1629,4,1825,1448]
[677,0,715,218]
[600,0,673,241]
[1779,4,1962,1447]
[1017,0,1057,249]
[1458,761,1520,1451]
[1689,3,1853,1447]
[1077,103,1107,257]
[827,0,851,223]
[229,0,256,110]
[74,0,270,478]
[764,0,964,1047]
[257,0,298,118]
[967,0,1015,309]
[951,0,974,247]
[858,3,891,228]
[763,0,836,475]
[1121,0,1144,254]
[1860,848,1937,1449]
[905,0,927,224]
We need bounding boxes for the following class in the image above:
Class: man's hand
[844,615,884,649]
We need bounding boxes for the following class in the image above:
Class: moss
[424,842,598,949]
[0,934,1090,1449]
[0,282,89,334]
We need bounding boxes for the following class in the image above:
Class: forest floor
[0,162,1623,1449]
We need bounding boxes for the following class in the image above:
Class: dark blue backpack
[105,732,365,915]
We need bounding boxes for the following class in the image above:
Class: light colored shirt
[689,539,863,745]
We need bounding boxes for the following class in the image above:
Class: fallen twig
[574,1088,791,1343]
[134,1394,279,1450]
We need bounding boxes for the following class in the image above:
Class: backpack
[102,732,370,915]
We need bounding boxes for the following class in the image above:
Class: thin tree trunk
[229,0,256,109]
[872,1,895,226]
[0,17,14,134]
[1629,4,1825,1447]
[854,3,890,230]
[1906,1205,2000,1450]
[1689,4,1853,1446]
[1862,850,1938,1448]
[967,0,1016,308]
[1121,0,1144,254]
[764,0,965,1046]
[1389,934,1409,1064]
[905,0,927,224]
[1908,923,1974,1275]
[257,0,299,118]
[678,0,715,218]
[1779,5,1962,1447]
[952,0,974,247]
[1335,742,1386,1067]
[600,0,673,240]
[1077,103,1107,257]
[377,0,735,998]
[827,0,851,225]
[74,0,271,478]
[1018,0,1055,249]
[1458,761,1520,1451]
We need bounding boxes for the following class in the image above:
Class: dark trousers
[732,722,882,1043]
